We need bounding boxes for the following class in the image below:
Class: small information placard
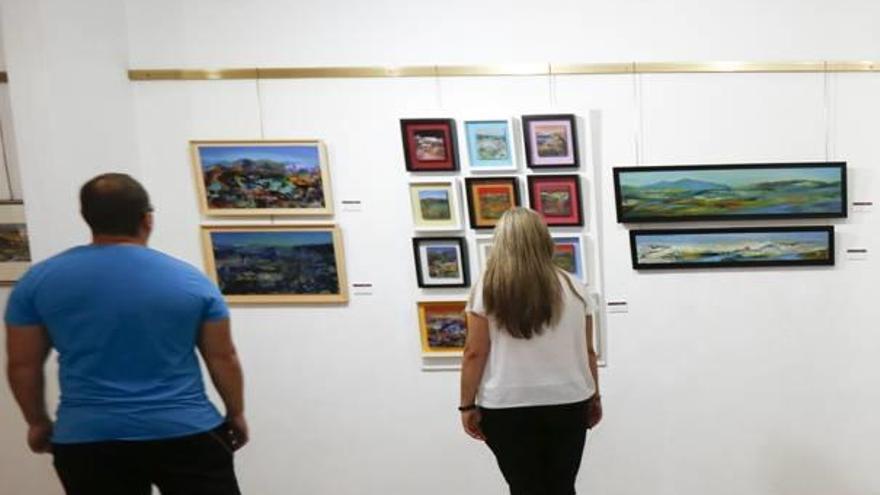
[852,201,873,213]
[352,282,374,296]
[845,248,869,261]
[606,300,629,314]
[341,199,364,212]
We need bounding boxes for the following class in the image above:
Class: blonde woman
[459,207,601,495]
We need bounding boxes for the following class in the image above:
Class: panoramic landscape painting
[631,227,834,269]
[615,163,846,222]
[206,228,346,302]
[195,142,330,215]
[419,302,468,354]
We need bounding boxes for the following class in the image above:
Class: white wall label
[352,282,374,296]
[606,300,629,314]
[852,201,873,213]
[846,248,869,261]
[341,199,364,212]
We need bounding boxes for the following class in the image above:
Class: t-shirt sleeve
[466,276,486,316]
[202,279,230,322]
[4,270,43,326]
[563,272,593,316]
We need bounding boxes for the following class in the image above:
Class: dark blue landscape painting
[211,230,339,295]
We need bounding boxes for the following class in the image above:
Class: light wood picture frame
[417,300,468,356]
[0,201,30,284]
[409,179,463,231]
[191,140,334,217]
[201,224,348,303]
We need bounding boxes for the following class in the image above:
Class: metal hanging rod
[127,61,880,81]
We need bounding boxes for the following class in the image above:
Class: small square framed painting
[417,301,468,356]
[191,140,333,216]
[0,201,31,284]
[464,177,521,230]
[461,118,517,172]
[401,118,459,172]
[412,237,469,288]
[552,235,587,283]
[409,180,463,231]
[201,225,348,304]
[522,114,579,169]
[527,174,584,226]
[473,237,494,273]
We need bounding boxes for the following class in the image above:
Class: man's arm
[197,318,248,449]
[6,324,53,453]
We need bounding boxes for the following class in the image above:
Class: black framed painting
[630,226,835,270]
[412,237,470,288]
[464,177,521,230]
[527,174,584,227]
[613,162,847,223]
[521,114,579,169]
[401,119,459,172]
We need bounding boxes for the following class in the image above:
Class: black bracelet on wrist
[458,404,477,412]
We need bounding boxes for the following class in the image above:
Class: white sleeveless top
[467,271,596,408]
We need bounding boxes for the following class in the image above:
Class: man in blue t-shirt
[5,173,247,494]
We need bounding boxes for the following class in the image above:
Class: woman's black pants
[480,400,589,495]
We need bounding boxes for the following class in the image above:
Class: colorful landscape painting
[0,224,30,262]
[414,130,447,161]
[615,164,846,222]
[535,124,568,157]
[426,246,460,278]
[208,229,344,301]
[552,236,583,280]
[477,187,514,220]
[466,178,520,229]
[523,115,578,168]
[419,302,468,353]
[540,187,573,216]
[465,120,513,169]
[419,190,451,220]
[631,227,834,269]
[195,142,330,215]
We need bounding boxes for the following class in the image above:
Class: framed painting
[552,235,587,282]
[417,300,468,356]
[464,177,521,230]
[412,237,470,288]
[473,237,494,273]
[201,225,348,303]
[0,201,30,284]
[521,114,579,169]
[613,162,847,223]
[630,226,835,270]
[461,118,517,172]
[401,118,459,172]
[191,140,333,217]
[409,180,463,231]
[527,174,584,227]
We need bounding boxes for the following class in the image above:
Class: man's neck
[91,235,147,246]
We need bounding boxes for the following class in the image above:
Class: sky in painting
[211,231,332,248]
[636,231,828,247]
[419,189,448,200]
[199,145,319,170]
[620,167,841,187]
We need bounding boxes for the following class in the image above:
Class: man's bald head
[80,173,153,237]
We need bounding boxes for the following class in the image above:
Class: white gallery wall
[1,0,880,494]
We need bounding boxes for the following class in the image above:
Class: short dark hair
[80,173,153,237]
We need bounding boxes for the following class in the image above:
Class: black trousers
[480,400,589,495]
[52,424,241,495]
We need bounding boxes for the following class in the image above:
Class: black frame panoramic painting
[613,162,847,223]
[630,226,835,270]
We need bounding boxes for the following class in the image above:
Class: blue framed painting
[462,118,517,172]
[613,162,847,223]
[630,226,835,269]
[552,235,586,282]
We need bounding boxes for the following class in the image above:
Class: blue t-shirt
[4,244,228,444]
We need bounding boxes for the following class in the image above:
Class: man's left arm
[6,324,53,453]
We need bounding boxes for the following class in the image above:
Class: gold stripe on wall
[127,61,880,81]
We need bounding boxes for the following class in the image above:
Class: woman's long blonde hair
[481,207,562,339]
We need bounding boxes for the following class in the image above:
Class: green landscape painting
[615,164,845,222]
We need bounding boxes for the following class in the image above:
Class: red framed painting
[527,174,584,226]
[401,118,459,172]
[464,177,521,230]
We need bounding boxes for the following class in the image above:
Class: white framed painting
[472,236,494,275]
[459,117,519,173]
[551,234,587,283]
[408,179,463,232]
